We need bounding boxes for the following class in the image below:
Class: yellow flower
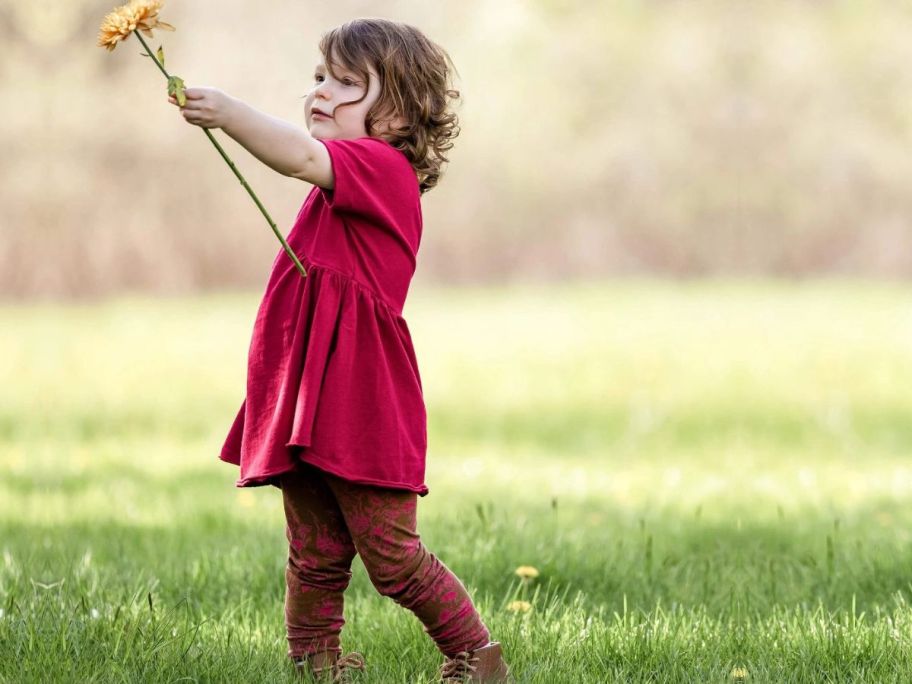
[130,0,175,33]
[514,565,539,580]
[97,0,174,52]
[730,666,749,681]
[506,600,532,613]
[96,5,137,51]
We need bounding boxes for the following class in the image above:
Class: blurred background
[3,0,912,298]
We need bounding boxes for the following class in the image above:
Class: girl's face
[304,51,405,141]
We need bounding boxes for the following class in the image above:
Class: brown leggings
[279,462,491,660]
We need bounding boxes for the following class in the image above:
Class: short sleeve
[319,137,415,220]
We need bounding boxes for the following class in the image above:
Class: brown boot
[438,641,514,683]
[292,649,366,683]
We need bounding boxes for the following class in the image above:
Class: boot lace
[311,651,366,683]
[439,650,480,682]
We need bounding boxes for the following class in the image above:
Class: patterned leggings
[279,462,491,660]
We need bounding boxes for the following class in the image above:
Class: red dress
[219,136,429,496]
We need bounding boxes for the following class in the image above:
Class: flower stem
[132,31,306,278]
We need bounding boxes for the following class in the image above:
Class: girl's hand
[167,86,235,129]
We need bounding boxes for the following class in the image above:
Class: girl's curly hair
[317,18,462,195]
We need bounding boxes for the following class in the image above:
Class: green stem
[133,31,307,278]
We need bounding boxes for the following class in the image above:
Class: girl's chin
[308,123,341,139]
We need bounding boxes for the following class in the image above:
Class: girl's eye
[314,75,356,86]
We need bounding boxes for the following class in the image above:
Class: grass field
[2,278,912,683]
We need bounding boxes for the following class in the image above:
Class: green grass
[2,278,912,682]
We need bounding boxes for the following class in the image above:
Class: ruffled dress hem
[219,444,429,496]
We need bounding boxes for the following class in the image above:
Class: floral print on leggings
[280,462,491,660]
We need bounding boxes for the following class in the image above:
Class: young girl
[168,17,514,684]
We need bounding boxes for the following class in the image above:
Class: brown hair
[317,18,462,195]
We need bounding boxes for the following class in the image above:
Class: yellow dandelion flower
[97,0,174,52]
[506,600,532,613]
[514,565,539,580]
[730,666,749,681]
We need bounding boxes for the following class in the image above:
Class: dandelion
[506,600,532,613]
[90,608,100,619]
[514,565,539,580]
[730,666,749,681]
[95,0,306,276]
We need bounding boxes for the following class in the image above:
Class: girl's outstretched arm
[169,86,332,187]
